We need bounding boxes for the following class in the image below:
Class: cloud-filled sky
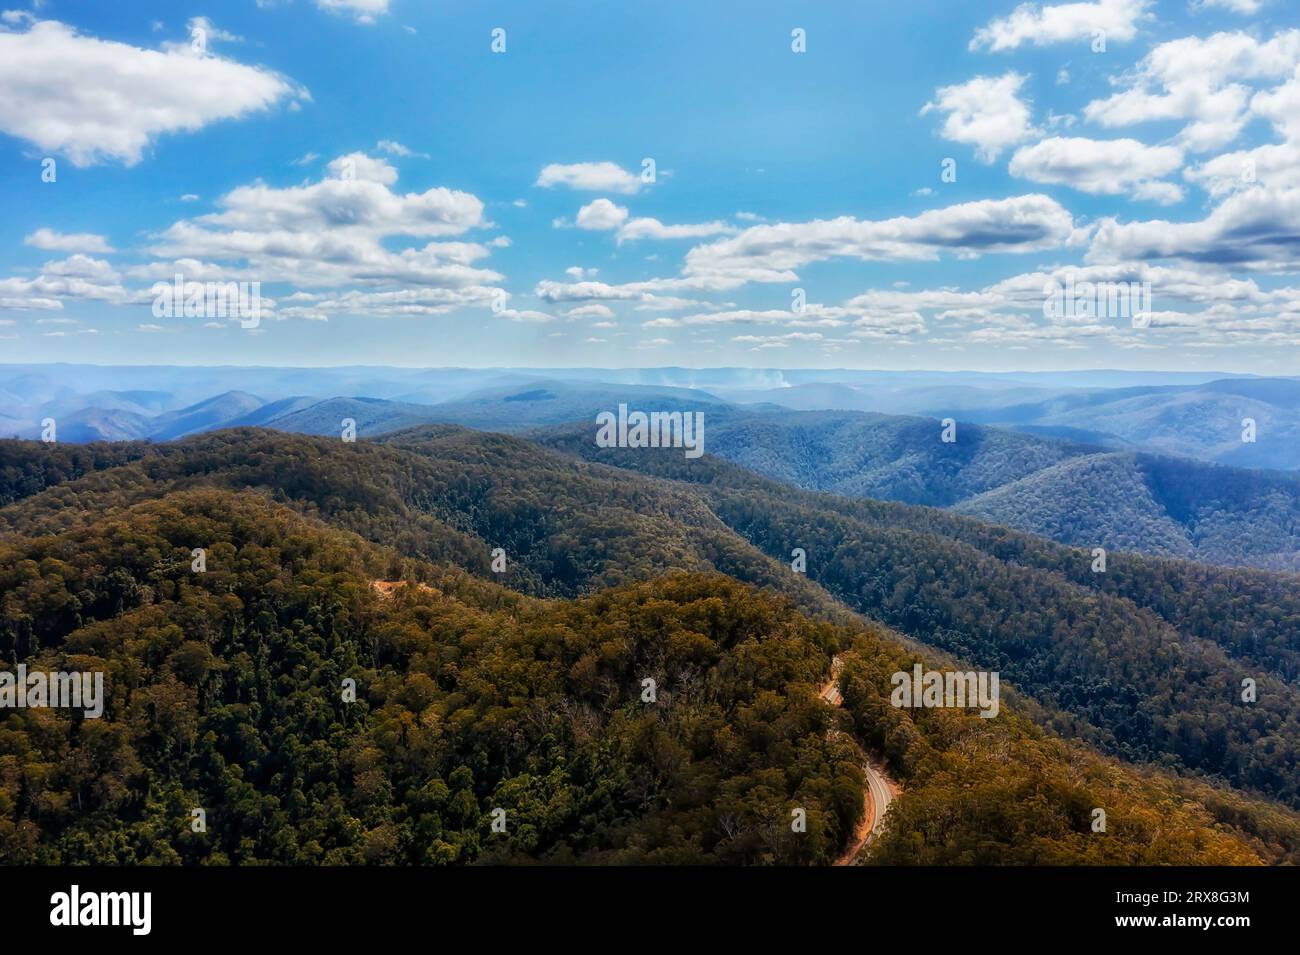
[1,0,1299,372]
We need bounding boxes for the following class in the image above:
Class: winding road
[818,655,896,866]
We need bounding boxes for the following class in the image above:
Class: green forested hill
[646,410,1300,571]
[4,429,1300,856]
[700,409,1080,505]
[953,451,1300,571]
[526,425,1300,804]
[2,483,1296,864]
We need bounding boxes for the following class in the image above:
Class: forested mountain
[699,409,1082,505]
[4,427,1300,826]
[530,424,1300,804]
[643,410,1300,571]
[953,452,1300,570]
[3,446,1299,865]
[958,377,1300,471]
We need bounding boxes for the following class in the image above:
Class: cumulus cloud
[539,196,1082,307]
[830,262,1300,349]
[1187,143,1300,198]
[536,161,643,194]
[1250,63,1300,141]
[1083,29,1300,152]
[327,152,399,185]
[970,0,1152,52]
[23,228,115,254]
[682,194,1081,285]
[921,72,1038,162]
[147,153,490,287]
[0,153,508,323]
[566,303,614,319]
[0,19,305,166]
[1088,184,1300,271]
[573,200,736,242]
[0,267,131,311]
[276,286,501,321]
[40,254,120,282]
[1009,136,1185,202]
[616,218,737,242]
[1184,64,1300,197]
[575,199,629,230]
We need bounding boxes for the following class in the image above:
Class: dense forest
[2,429,1300,864]
[535,425,1300,805]
[2,483,1297,864]
[624,410,1300,571]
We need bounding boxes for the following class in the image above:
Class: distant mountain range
[711,375,1300,471]
[5,364,1300,571]
[617,408,1300,571]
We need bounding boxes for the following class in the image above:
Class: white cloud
[1186,143,1300,198]
[316,0,389,24]
[535,277,731,304]
[185,16,242,46]
[1009,136,1185,202]
[1194,0,1263,13]
[40,254,119,282]
[575,198,629,230]
[970,0,1151,52]
[616,218,737,242]
[536,162,643,194]
[376,138,427,158]
[680,307,849,327]
[96,155,508,314]
[154,154,483,260]
[0,19,304,166]
[733,332,825,346]
[494,308,555,323]
[572,199,735,242]
[566,303,614,319]
[1251,64,1300,141]
[827,262,1300,349]
[326,152,399,185]
[1083,30,1300,151]
[23,228,115,254]
[683,194,1081,285]
[1088,184,1300,271]
[276,286,501,321]
[1184,65,1300,197]
[921,72,1038,162]
[1131,180,1185,204]
[0,268,131,310]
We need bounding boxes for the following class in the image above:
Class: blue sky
[1,0,1298,371]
